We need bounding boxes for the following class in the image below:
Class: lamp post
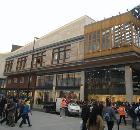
[27,37,39,101]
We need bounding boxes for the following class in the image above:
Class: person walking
[130,104,137,129]
[81,101,90,130]
[118,104,126,125]
[7,97,16,127]
[0,99,2,119]
[19,101,32,128]
[105,102,117,130]
[1,96,7,118]
[86,105,105,130]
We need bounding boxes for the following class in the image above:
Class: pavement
[1,104,140,130]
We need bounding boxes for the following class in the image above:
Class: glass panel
[25,56,28,59]
[122,32,125,45]
[121,24,124,31]
[115,26,118,33]
[115,33,119,46]
[102,37,105,49]
[136,32,138,46]
[22,57,24,60]
[57,74,62,86]
[53,61,57,64]
[66,50,70,58]
[107,36,110,48]
[43,51,46,55]
[33,58,36,64]
[75,72,81,86]
[93,32,96,39]
[133,31,136,45]
[85,35,88,41]
[125,23,129,30]
[93,40,96,51]
[97,31,100,38]
[66,45,71,49]
[59,60,63,63]
[62,74,68,86]
[37,63,40,67]
[126,31,130,44]
[106,29,109,36]
[60,47,64,51]
[42,63,45,66]
[21,67,23,70]
[132,23,135,31]
[112,35,114,47]
[89,41,91,52]
[38,53,41,56]
[33,54,36,57]
[65,58,70,62]
[85,42,87,53]
[68,73,74,86]
[33,65,35,68]
[59,52,64,59]
[18,62,20,67]
[54,49,58,52]
[102,30,105,37]
[53,53,58,60]
[97,39,100,50]
[21,61,24,66]
[42,56,45,62]
[89,34,91,40]
[111,27,113,34]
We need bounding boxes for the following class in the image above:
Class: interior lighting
[115,68,116,69]
[119,70,120,71]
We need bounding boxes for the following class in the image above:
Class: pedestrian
[118,104,126,125]
[1,96,7,118]
[86,106,105,130]
[99,101,104,118]
[130,104,137,129]
[30,98,33,111]
[0,99,2,119]
[105,102,117,130]
[81,101,90,130]
[135,103,140,121]
[19,101,32,128]
[0,99,11,125]
[7,97,16,127]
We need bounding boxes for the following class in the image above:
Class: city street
[1,108,140,130]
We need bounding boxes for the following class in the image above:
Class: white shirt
[135,106,140,114]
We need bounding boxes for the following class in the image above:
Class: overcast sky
[0,0,139,53]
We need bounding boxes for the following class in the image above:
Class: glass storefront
[7,90,17,97]
[34,90,52,103]
[55,90,80,101]
[19,90,32,99]
[85,67,125,102]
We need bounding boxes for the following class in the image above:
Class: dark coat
[130,107,137,118]
[1,98,7,108]
[81,105,90,120]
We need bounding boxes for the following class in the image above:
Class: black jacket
[81,105,90,120]
[130,107,137,118]
[1,98,7,108]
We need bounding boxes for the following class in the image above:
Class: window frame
[16,56,28,71]
[52,45,71,65]
[20,77,24,83]
[32,51,46,68]
[4,60,13,72]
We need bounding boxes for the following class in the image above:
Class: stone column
[125,66,133,104]
[80,71,85,101]
[52,74,57,102]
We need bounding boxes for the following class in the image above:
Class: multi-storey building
[2,5,140,104]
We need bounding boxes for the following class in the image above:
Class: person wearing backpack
[130,104,137,129]
[118,104,126,125]
[105,102,117,130]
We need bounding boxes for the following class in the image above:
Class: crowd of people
[81,100,140,130]
[0,95,33,128]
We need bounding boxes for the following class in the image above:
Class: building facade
[3,5,140,104]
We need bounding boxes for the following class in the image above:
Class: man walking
[119,104,126,125]
[7,97,16,127]
[130,104,137,129]
[81,101,90,130]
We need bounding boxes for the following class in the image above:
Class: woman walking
[86,106,105,130]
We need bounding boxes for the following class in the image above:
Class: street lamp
[27,37,39,101]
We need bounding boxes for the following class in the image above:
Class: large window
[17,56,28,70]
[32,51,46,68]
[5,60,13,72]
[52,45,71,65]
